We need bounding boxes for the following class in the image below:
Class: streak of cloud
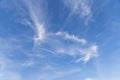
[22,0,47,43]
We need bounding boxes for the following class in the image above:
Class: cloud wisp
[76,45,98,63]
[36,31,98,63]
[85,78,95,80]
[37,67,81,80]
[63,0,92,24]
[22,0,46,44]
[55,31,87,45]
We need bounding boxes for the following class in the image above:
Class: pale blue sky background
[0,0,120,80]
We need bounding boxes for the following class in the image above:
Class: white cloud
[19,0,98,63]
[63,0,92,24]
[76,45,98,63]
[37,68,81,80]
[34,23,45,43]
[54,44,98,63]
[0,57,7,70]
[36,31,98,63]
[22,0,46,43]
[55,32,86,44]
[85,78,95,80]
[0,71,21,80]
[0,1,100,80]
[22,60,35,67]
[40,65,56,71]
[55,47,79,56]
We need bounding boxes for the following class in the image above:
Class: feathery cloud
[22,0,46,43]
[76,45,98,63]
[17,0,98,63]
[37,31,98,63]
[0,71,21,80]
[63,0,92,24]
[85,78,95,80]
[55,32,86,45]
[37,68,81,80]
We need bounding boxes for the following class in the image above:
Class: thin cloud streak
[85,78,95,80]
[22,0,46,43]
[55,32,86,45]
[37,68,81,80]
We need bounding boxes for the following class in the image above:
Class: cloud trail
[55,31,86,45]
[22,0,46,43]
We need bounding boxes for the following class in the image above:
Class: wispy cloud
[21,59,35,67]
[0,1,101,80]
[76,45,98,63]
[0,71,21,80]
[63,0,92,24]
[0,38,23,80]
[85,78,95,80]
[37,67,81,80]
[55,31,86,44]
[22,0,46,43]
[35,31,98,63]
[13,0,98,63]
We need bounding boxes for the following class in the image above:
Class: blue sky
[0,0,120,80]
